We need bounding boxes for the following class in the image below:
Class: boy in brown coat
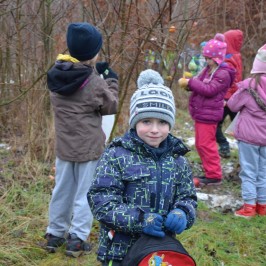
[45,22,119,257]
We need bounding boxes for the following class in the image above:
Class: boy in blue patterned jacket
[87,69,197,266]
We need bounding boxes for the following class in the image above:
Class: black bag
[121,234,196,266]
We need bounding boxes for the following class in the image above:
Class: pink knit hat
[251,44,266,74]
[202,33,227,65]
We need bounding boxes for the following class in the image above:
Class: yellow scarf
[56,54,79,63]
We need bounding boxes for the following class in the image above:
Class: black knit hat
[66,22,102,61]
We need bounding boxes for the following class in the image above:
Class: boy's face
[135,118,170,148]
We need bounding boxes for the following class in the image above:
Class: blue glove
[164,209,187,234]
[96,62,118,80]
[142,213,165,238]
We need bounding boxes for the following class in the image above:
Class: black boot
[219,144,230,158]
[45,233,66,253]
[65,233,91,258]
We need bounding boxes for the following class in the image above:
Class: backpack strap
[247,88,266,112]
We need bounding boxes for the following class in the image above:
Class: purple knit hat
[203,33,227,65]
[251,44,266,74]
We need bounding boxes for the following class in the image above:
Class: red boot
[256,203,266,216]
[234,204,256,218]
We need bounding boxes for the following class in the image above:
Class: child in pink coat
[227,44,266,218]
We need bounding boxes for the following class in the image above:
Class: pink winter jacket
[188,65,235,124]
[227,75,266,146]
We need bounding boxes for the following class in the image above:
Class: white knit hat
[251,44,266,74]
[129,69,176,129]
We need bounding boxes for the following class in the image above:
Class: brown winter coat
[48,63,119,162]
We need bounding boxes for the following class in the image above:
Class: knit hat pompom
[129,69,175,129]
[137,69,164,88]
[214,33,225,42]
[251,44,266,74]
[203,33,227,65]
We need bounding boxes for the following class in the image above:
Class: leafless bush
[0,0,264,162]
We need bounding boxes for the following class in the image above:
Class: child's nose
[151,123,159,132]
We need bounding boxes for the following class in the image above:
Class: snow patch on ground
[184,136,238,150]
[0,144,10,150]
[223,162,235,174]
[227,137,238,149]
[185,137,195,147]
[197,191,242,211]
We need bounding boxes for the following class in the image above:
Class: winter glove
[96,61,118,80]
[96,61,108,74]
[164,209,187,234]
[142,213,165,238]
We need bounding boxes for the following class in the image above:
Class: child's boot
[45,233,66,253]
[65,233,91,258]
[219,143,230,158]
[256,203,266,216]
[234,203,256,218]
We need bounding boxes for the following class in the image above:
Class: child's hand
[49,166,56,180]
[164,209,187,234]
[178,78,189,89]
[96,62,109,74]
[96,62,118,80]
[142,213,165,238]
[102,68,118,80]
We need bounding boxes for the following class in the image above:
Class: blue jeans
[238,141,266,204]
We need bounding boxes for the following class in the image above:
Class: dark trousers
[216,105,237,147]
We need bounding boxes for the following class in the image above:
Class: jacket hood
[47,61,92,96]
[224,30,243,54]
[219,63,236,87]
[240,75,266,102]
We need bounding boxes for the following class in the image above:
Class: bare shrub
[0,0,264,161]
